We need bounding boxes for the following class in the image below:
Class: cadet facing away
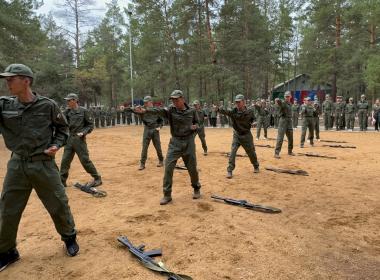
[0,64,79,272]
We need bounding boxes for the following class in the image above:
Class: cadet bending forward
[0,64,79,272]
[134,96,164,170]
[135,90,201,205]
[60,93,102,188]
[218,94,260,179]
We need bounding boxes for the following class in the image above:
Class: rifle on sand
[117,236,193,280]
[320,140,347,144]
[211,195,281,213]
[297,153,337,159]
[265,166,309,176]
[322,144,356,149]
[74,182,107,197]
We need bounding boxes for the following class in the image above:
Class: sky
[36,0,131,21]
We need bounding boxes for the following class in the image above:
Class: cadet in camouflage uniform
[255,99,269,140]
[312,100,321,140]
[110,107,117,126]
[219,94,259,179]
[357,94,369,131]
[100,107,106,127]
[193,100,208,155]
[300,97,316,148]
[60,93,102,188]
[132,96,164,170]
[0,64,78,271]
[273,98,280,128]
[334,96,345,130]
[125,105,133,125]
[120,105,126,125]
[291,99,300,129]
[202,103,209,127]
[322,94,334,130]
[94,107,101,128]
[372,99,380,131]
[219,101,229,127]
[274,91,294,158]
[345,97,356,131]
[210,104,218,127]
[116,106,121,125]
[135,90,201,205]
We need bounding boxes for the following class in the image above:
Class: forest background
[0,0,379,107]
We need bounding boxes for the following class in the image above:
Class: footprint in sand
[197,202,214,212]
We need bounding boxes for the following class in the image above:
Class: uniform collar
[14,92,39,109]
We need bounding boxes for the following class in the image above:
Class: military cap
[284,91,291,97]
[64,93,79,101]
[304,97,311,101]
[337,95,343,99]
[361,94,366,98]
[170,90,184,99]
[0,64,34,78]
[143,96,152,102]
[234,94,245,101]
[349,97,354,100]
[193,100,200,105]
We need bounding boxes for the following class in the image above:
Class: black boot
[64,235,79,257]
[0,248,20,272]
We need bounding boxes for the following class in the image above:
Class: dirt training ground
[0,126,379,280]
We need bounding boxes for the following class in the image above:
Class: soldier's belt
[12,153,53,162]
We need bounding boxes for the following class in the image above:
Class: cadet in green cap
[134,90,201,205]
[193,100,208,155]
[0,64,79,272]
[60,93,102,188]
[218,94,259,179]
[274,91,294,158]
[300,97,316,148]
[291,99,300,129]
[334,96,345,130]
[357,94,369,131]
[133,96,164,170]
[254,99,269,140]
[322,94,334,130]
[345,97,356,131]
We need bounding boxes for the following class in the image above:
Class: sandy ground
[0,125,379,280]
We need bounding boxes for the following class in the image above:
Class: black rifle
[211,195,281,214]
[265,166,309,176]
[74,182,107,197]
[117,236,193,280]
[320,140,347,143]
[322,144,356,149]
[297,153,337,159]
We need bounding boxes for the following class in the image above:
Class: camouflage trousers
[357,110,368,130]
[301,117,314,145]
[163,136,200,196]
[275,117,293,155]
[228,131,259,172]
[60,135,100,184]
[256,117,268,139]
[195,126,208,152]
[140,127,164,165]
[0,154,76,253]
